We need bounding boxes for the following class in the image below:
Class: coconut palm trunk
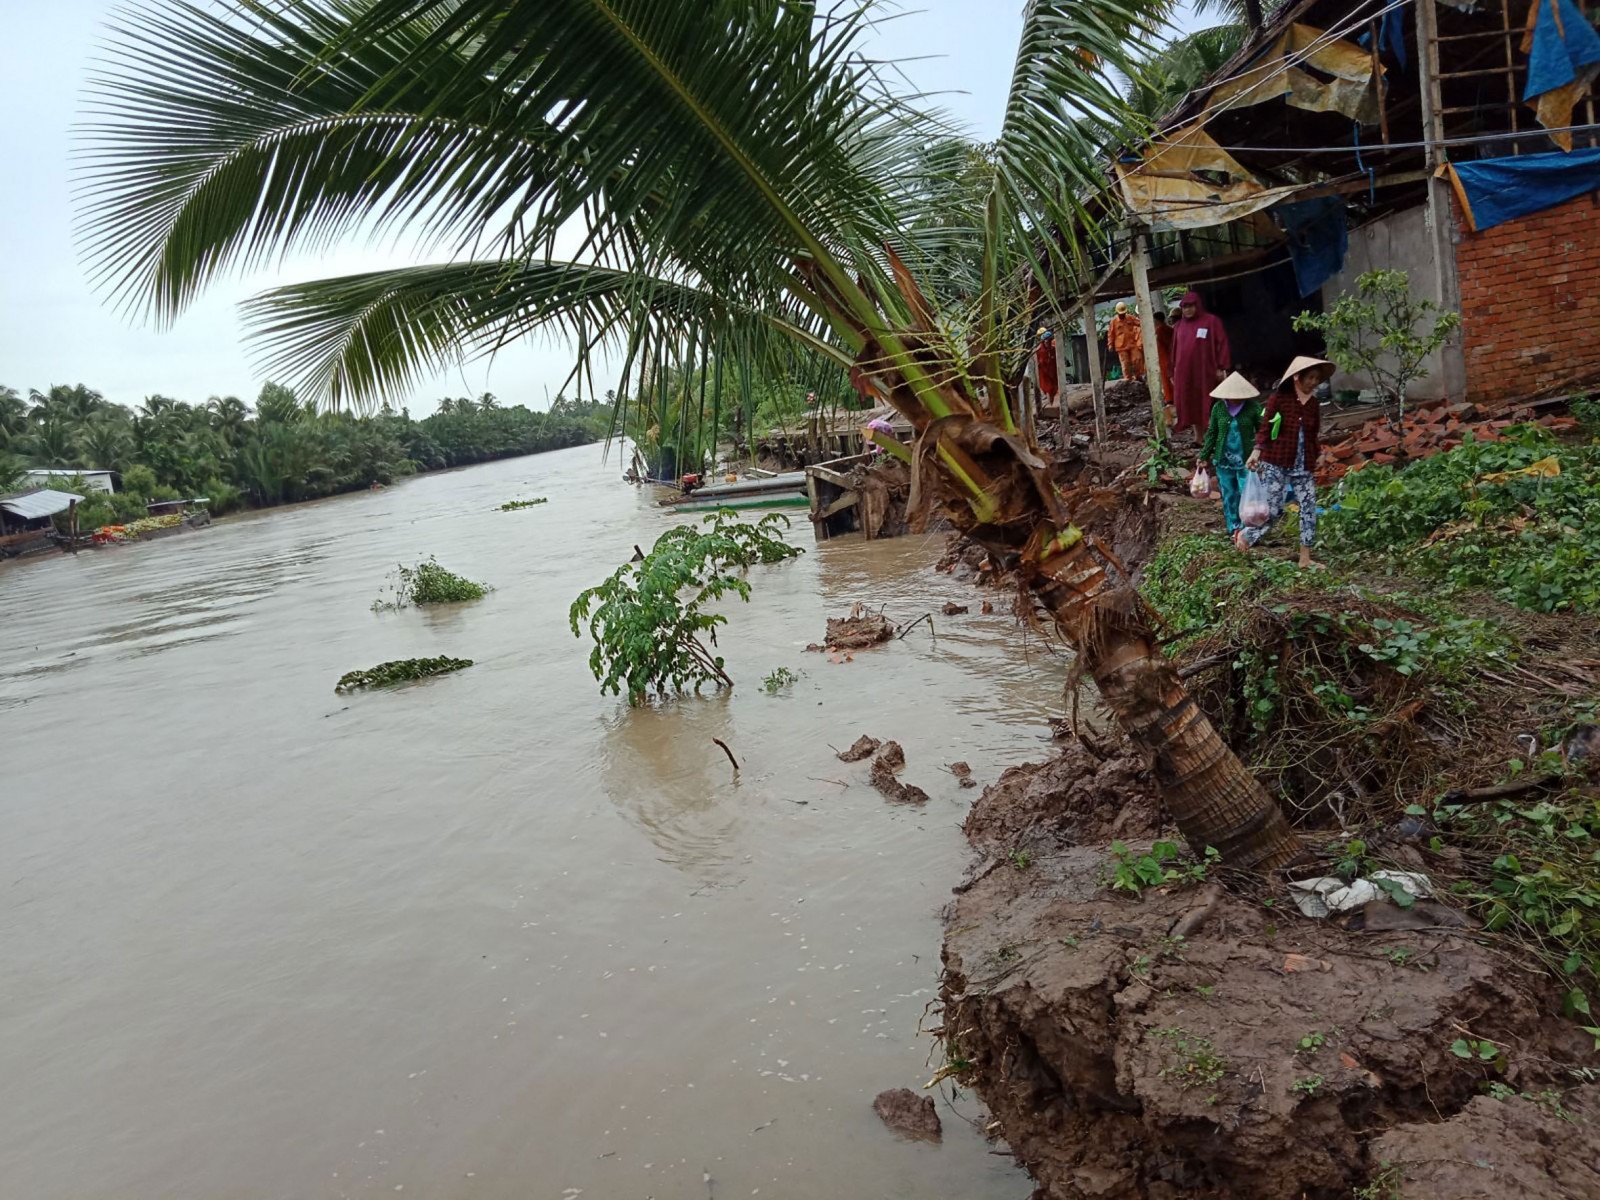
[79,0,1301,869]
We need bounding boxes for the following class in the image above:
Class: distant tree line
[0,382,611,522]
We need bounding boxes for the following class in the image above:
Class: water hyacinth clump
[335,656,474,692]
[501,497,549,511]
[373,557,490,610]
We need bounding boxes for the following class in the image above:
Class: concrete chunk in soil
[872,1088,941,1143]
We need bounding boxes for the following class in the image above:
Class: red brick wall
[1454,189,1600,405]
[1459,190,1600,406]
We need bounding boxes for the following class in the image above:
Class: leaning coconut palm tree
[77,0,1300,870]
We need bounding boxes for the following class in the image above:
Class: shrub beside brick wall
[1454,189,1600,405]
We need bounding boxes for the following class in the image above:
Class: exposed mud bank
[939,739,1598,1199]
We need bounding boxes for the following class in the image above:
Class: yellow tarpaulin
[1474,455,1562,485]
[1205,23,1382,124]
[1115,123,1303,231]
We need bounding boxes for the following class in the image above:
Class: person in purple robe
[1170,291,1231,439]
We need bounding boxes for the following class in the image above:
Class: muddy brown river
[0,445,1063,1199]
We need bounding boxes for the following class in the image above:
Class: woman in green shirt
[1199,372,1264,537]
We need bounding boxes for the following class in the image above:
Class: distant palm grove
[0,382,610,524]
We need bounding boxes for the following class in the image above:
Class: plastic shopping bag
[1188,466,1211,499]
[1239,469,1272,528]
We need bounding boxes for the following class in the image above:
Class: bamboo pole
[1130,230,1169,440]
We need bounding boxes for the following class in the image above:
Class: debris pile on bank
[1320,403,1579,480]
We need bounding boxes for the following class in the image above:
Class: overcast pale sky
[0,1,1198,417]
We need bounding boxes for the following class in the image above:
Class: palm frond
[243,260,830,409]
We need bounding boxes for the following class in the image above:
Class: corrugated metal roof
[0,488,85,520]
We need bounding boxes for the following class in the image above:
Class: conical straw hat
[1210,371,1260,400]
[1277,356,1335,387]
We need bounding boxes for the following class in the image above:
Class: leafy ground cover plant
[570,511,802,704]
[373,557,490,610]
[335,656,473,692]
[1322,425,1600,613]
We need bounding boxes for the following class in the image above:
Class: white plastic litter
[1286,871,1434,919]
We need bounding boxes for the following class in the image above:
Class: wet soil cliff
[938,741,1600,1199]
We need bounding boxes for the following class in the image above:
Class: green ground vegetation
[1142,424,1600,1030]
[1321,421,1600,613]
[0,382,607,520]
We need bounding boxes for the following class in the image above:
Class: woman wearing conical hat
[1199,372,1264,539]
[1236,356,1336,569]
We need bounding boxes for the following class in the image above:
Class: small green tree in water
[1293,269,1461,428]
[570,511,802,704]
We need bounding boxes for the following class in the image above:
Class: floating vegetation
[762,666,799,693]
[501,497,549,511]
[373,557,490,610]
[335,656,474,693]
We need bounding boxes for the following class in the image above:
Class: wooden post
[1130,229,1169,441]
[1370,19,1390,145]
[68,499,79,553]
[1079,301,1107,447]
[1415,0,1468,399]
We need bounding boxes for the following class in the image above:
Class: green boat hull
[670,492,809,512]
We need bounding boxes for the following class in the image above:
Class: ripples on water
[0,446,1067,1199]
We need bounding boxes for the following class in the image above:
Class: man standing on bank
[1106,302,1144,382]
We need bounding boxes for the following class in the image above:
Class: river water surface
[1,445,1065,1199]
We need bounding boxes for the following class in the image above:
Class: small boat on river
[658,471,808,512]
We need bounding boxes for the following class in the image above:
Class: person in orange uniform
[1106,302,1145,381]
[1034,328,1059,406]
[1154,308,1175,410]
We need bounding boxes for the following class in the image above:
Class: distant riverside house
[1063,0,1600,409]
[0,487,84,558]
[22,469,119,494]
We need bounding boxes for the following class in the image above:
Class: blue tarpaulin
[1522,0,1600,148]
[1524,0,1600,103]
[1357,2,1409,72]
[1273,195,1349,296]
[1449,145,1600,230]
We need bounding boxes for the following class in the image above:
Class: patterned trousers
[1240,464,1317,547]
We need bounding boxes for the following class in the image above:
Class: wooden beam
[818,490,858,520]
[1080,302,1108,447]
[1130,231,1169,440]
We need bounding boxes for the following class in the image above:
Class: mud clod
[837,735,881,763]
[949,761,978,789]
[941,601,969,616]
[869,742,928,804]
[872,1088,941,1143]
[823,602,894,649]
